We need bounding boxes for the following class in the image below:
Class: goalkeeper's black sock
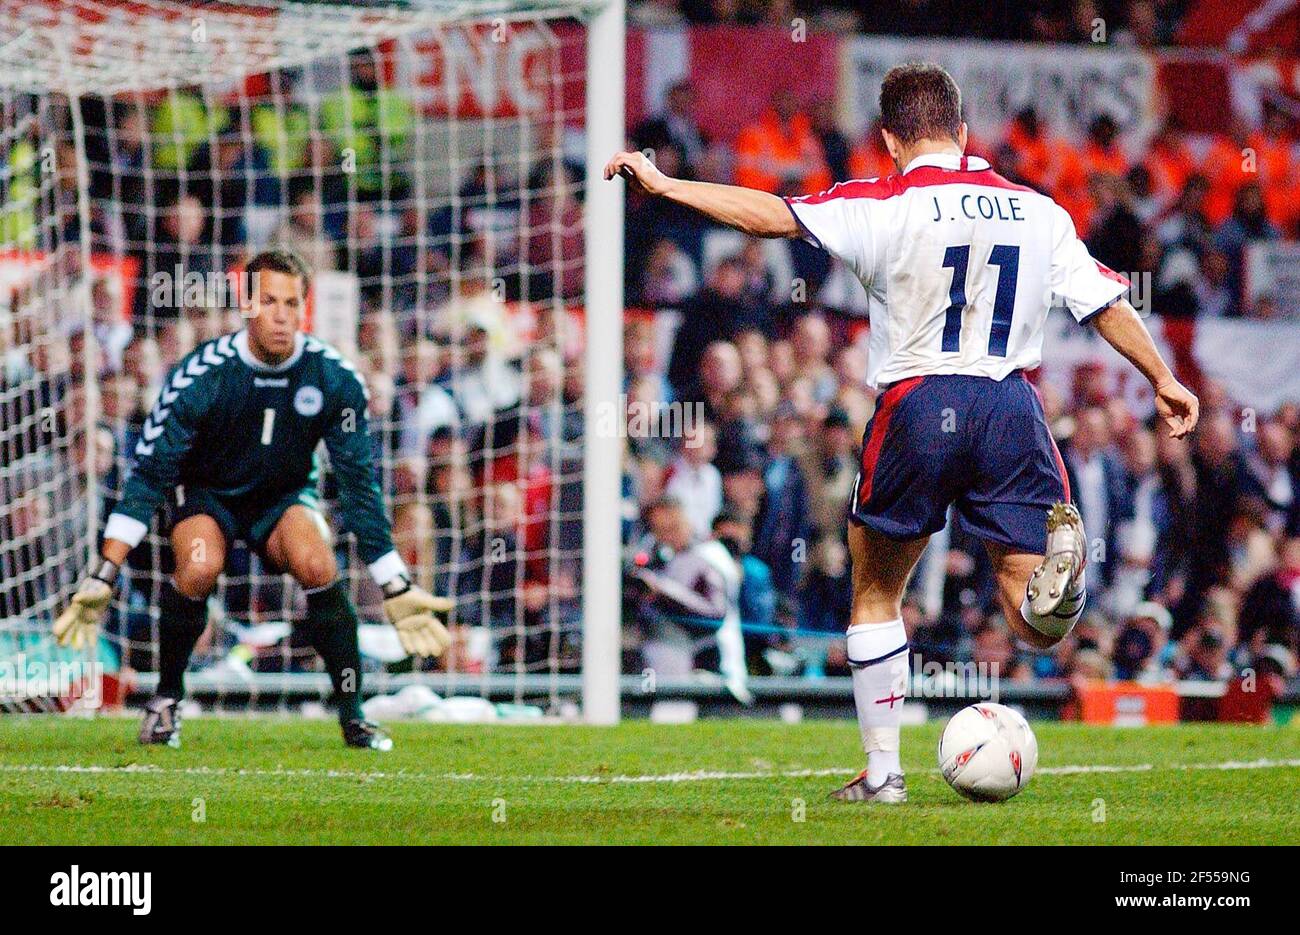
[157,581,208,701]
[302,580,364,724]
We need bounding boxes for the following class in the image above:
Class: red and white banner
[392,21,578,121]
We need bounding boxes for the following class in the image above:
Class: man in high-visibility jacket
[734,89,831,197]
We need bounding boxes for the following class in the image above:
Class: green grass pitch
[2,717,1298,844]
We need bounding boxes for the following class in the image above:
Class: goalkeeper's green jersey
[103,330,399,574]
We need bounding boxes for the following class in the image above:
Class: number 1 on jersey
[941,243,1020,357]
[261,407,275,445]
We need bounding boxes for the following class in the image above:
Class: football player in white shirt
[606,62,1198,803]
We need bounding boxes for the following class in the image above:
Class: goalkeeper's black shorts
[168,484,321,564]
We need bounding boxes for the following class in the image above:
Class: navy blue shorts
[849,372,1070,554]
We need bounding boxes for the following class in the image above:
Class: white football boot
[1026,502,1087,619]
[829,770,908,803]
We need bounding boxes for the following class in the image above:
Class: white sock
[1021,570,1087,642]
[846,618,909,786]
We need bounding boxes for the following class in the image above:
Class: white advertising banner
[1038,310,1300,413]
[1245,241,1300,318]
[838,37,1158,152]
[1193,317,1300,412]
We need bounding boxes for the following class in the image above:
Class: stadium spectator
[269,183,339,275]
[1249,105,1299,232]
[1087,173,1144,278]
[713,506,777,664]
[733,88,832,196]
[848,120,895,182]
[999,108,1053,190]
[1202,120,1257,226]
[811,99,852,183]
[1213,182,1280,316]
[788,313,837,405]
[1174,615,1234,681]
[1081,114,1129,181]
[1144,119,1197,215]
[751,402,811,603]
[1244,418,1297,527]
[1113,601,1175,681]
[668,262,761,394]
[1156,173,1214,256]
[300,134,350,243]
[1237,535,1300,659]
[96,103,151,247]
[319,51,414,200]
[1061,407,1126,586]
[633,80,709,174]
[1193,249,1235,318]
[625,141,710,280]
[525,162,584,300]
[627,496,745,695]
[639,237,700,306]
[138,192,216,322]
[187,123,281,260]
[663,420,723,537]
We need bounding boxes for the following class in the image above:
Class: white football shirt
[786,153,1127,388]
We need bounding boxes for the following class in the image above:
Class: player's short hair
[246,248,311,294]
[879,62,962,145]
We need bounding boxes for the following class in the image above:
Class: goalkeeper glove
[54,560,118,650]
[382,576,454,658]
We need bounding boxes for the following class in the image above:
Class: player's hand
[603,150,674,196]
[382,579,453,658]
[53,576,113,649]
[1153,378,1199,439]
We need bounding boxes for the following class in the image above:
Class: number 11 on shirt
[941,243,1020,357]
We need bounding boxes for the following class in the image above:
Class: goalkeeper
[55,249,452,751]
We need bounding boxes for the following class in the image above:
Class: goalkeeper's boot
[829,770,907,804]
[342,718,393,752]
[138,696,182,749]
[1026,502,1087,619]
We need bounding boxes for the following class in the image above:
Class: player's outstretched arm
[604,150,799,238]
[1090,298,1199,439]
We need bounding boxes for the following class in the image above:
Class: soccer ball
[938,703,1038,802]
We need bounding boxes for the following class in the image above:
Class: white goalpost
[0,0,624,722]
[580,0,623,726]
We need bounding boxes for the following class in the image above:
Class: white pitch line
[0,763,856,784]
[1,758,1299,785]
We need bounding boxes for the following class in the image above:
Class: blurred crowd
[2,27,1298,698]
[619,71,1300,690]
[618,310,1300,691]
[634,0,1195,47]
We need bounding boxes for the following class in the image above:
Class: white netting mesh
[1,0,600,713]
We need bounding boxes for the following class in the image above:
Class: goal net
[0,0,610,715]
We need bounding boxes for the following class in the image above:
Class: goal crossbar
[0,0,608,95]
